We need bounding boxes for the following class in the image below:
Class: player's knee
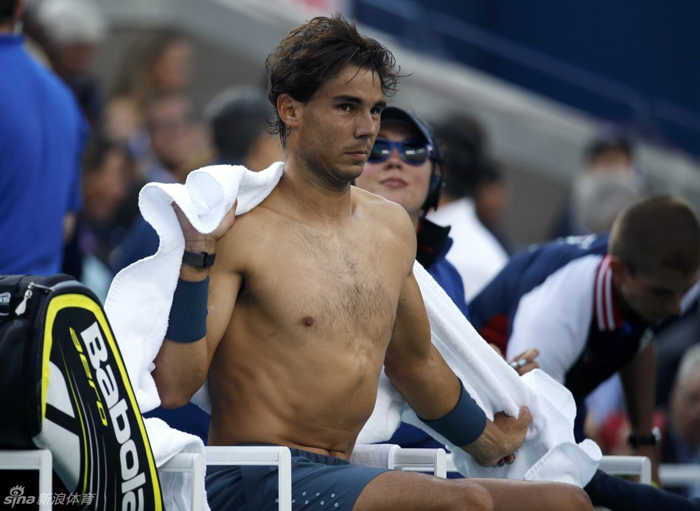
[449,481,493,511]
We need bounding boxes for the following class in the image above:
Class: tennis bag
[0,274,162,510]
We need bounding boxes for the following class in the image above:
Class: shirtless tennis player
[153,15,591,511]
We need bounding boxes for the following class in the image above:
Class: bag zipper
[14,282,53,316]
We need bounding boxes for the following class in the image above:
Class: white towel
[106,162,600,510]
[357,264,601,486]
[350,444,400,469]
[104,163,284,510]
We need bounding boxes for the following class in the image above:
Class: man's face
[615,262,698,324]
[290,64,385,184]
[588,147,633,174]
[151,39,194,93]
[671,367,700,447]
[355,121,432,225]
[147,96,196,171]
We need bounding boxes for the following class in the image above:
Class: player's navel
[301,316,315,327]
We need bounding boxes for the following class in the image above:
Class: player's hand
[508,348,540,376]
[462,406,532,467]
[172,200,237,254]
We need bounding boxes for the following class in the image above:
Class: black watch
[627,432,657,448]
[182,250,216,269]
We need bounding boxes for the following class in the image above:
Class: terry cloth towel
[106,162,600,508]
[105,163,283,511]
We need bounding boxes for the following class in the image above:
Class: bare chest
[241,222,402,342]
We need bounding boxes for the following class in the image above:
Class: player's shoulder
[353,186,416,243]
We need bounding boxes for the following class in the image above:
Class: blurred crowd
[2,0,699,498]
[11,0,284,299]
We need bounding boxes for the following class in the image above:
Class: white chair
[159,451,206,511]
[0,449,52,511]
[0,444,443,511]
[659,463,700,487]
[162,444,446,511]
[349,444,447,477]
[599,455,652,485]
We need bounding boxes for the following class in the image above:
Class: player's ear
[277,93,301,131]
[609,256,628,287]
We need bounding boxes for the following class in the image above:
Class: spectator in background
[474,160,512,254]
[663,345,700,498]
[138,92,208,183]
[469,196,700,501]
[551,130,646,239]
[34,0,107,127]
[0,0,86,275]
[355,106,468,322]
[104,29,195,152]
[594,344,700,498]
[656,301,700,408]
[426,115,509,302]
[204,86,283,169]
[77,136,132,301]
[552,131,648,446]
[111,92,210,274]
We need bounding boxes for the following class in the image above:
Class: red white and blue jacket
[469,234,658,403]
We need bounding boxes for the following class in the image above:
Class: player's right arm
[153,203,239,408]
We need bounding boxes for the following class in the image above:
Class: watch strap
[627,432,657,447]
[182,250,216,268]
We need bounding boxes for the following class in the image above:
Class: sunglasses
[368,139,433,165]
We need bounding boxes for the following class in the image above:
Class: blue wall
[354,0,700,157]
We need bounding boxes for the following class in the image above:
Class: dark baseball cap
[381,106,443,164]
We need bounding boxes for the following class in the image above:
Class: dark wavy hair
[266,14,399,147]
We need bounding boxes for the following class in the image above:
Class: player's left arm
[619,338,660,485]
[383,207,530,467]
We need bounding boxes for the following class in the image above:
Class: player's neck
[280,159,354,223]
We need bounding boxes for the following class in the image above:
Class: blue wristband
[419,381,487,447]
[166,277,209,343]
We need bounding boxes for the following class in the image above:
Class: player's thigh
[354,471,493,511]
[470,478,592,511]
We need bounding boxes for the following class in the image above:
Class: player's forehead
[313,64,384,104]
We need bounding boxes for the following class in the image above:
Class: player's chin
[344,164,367,180]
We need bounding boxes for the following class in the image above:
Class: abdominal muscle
[206,314,389,460]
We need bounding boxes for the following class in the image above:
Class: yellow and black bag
[0,274,162,510]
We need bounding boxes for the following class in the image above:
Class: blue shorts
[205,445,389,510]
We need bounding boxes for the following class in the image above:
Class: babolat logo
[80,321,147,509]
[32,293,160,510]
